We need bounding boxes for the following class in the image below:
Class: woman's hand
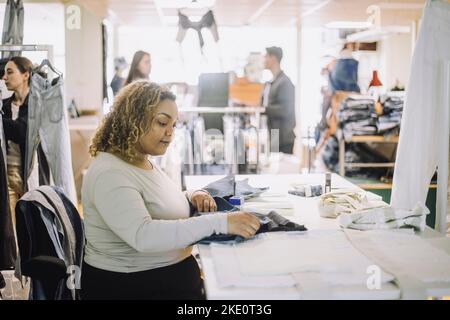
[227,212,261,238]
[191,190,218,212]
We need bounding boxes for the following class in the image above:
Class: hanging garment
[391,0,450,210]
[27,72,77,205]
[176,10,219,49]
[338,202,430,231]
[15,186,84,300]
[1,0,24,59]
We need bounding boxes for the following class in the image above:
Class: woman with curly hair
[80,81,260,300]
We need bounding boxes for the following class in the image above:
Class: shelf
[348,135,399,143]
[344,162,395,168]
[346,26,410,42]
[339,135,400,176]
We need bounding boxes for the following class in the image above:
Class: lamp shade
[369,70,383,87]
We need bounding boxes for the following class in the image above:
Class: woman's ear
[24,71,30,83]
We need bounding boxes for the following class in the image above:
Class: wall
[378,33,413,91]
[64,1,103,112]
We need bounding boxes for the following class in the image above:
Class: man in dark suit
[263,46,296,154]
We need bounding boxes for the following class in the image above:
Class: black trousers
[80,255,205,300]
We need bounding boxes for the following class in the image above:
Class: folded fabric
[288,184,323,197]
[318,190,387,218]
[338,202,430,231]
[203,175,269,200]
[192,197,306,244]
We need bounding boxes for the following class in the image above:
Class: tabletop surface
[184,173,447,300]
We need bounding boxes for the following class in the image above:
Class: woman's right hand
[227,212,261,239]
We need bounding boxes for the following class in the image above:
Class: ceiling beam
[246,0,277,25]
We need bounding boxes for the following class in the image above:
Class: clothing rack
[0,44,54,75]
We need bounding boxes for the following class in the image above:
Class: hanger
[33,58,62,77]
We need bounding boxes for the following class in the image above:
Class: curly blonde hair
[89,80,176,163]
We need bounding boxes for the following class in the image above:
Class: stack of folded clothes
[378,93,405,134]
[337,96,378,141]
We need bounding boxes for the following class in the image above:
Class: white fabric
[338,202,430,231]
[391,0,450,210]
[81,152,228,273]
[234,231,395,286]
[318,190,387,218]
[344,229,450,298]
[6,102,21,166]
[210,241,297,288]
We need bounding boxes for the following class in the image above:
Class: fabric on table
[234,231,395,286]
[344,229,450,299]
[338,202,430,231]
[210,242,297,288]
[192,196,306,244]
[203,175,269,200]
[318,190,387,218]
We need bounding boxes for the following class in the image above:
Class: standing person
[124,50,151,85]
[1,56,33,226]
[81,80,260,300]
[0,57,32,287]
[263,46,296,154]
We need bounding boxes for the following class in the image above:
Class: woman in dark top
[1,56,33,226]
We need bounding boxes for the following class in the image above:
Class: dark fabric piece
[102,23,108,101]
[0,271,5,289]
[203,175,268,200]
[1,94,51,184]
[15,186,84,300]
[264,71,296,154]
[2,93,28,180]
[176,10,219,49]
[110,74,125,96]
[0,133,16,270]
[0,57,9,78]
[329,58,360,93]
[322,135,340,173]
[80,255,205,300]
[192,196,307,244]
[51,187,85,265]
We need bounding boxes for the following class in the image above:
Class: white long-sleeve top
[81,152,228,273]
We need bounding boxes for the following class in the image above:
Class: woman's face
[138,98,178,156]
[2,61,29,92]
[138,54,151,78]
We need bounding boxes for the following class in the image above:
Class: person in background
[328,42,360,93]
[110,57,127,96]
[81,80,260,300]
[1,56,33,227]
[263,46,296,154]
[124,50,151,86]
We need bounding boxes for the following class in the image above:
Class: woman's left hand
[191,191,217,212]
